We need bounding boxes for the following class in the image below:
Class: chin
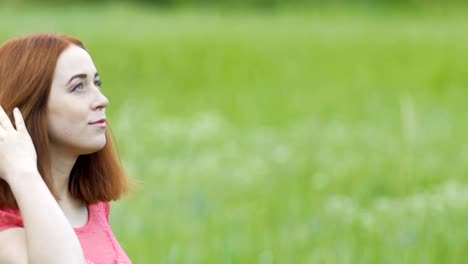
[79,140,107,155]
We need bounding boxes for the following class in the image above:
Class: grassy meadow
[1,4,468,263]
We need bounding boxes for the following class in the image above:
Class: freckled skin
[47,45,109,156]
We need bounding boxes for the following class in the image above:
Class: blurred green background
[1,0,468,263]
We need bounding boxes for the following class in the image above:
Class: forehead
[54,45,97,82]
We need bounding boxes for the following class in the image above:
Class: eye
[94,80,102,89]
[72,83,84,92]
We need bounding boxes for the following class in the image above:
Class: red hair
[0,33,130,209]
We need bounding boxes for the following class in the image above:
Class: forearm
[7,169,85,264]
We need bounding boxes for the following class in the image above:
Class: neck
[49,144,88,227]
[49,144,79,202]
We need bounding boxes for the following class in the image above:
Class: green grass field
[1,4,468,263]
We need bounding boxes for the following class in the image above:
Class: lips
[89,118,106,125]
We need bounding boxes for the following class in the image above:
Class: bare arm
[3,169,86,264]
[0,107,85,264]
[0,228,28,264]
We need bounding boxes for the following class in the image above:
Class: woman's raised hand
[0,106,38,182]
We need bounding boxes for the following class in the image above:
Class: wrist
[5,167,41,185]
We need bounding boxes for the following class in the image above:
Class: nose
[92,89,109,111]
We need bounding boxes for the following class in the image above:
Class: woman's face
[47,45,109,155]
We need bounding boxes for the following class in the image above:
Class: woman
[0,33,132,264]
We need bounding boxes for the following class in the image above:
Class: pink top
[0,202,132,264]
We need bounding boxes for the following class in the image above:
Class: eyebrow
[67,72,99,85]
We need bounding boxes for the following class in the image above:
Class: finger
[0,105,14,131]
[13,107,27,133]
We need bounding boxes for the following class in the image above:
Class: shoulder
[102,201,111,222]
[0,227,28,263]
[89,201,111,223]
[0,209,27,263]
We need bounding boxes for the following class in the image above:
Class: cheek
[48,116,86,142]
[61,126,74,137]
[50,123,74,141]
